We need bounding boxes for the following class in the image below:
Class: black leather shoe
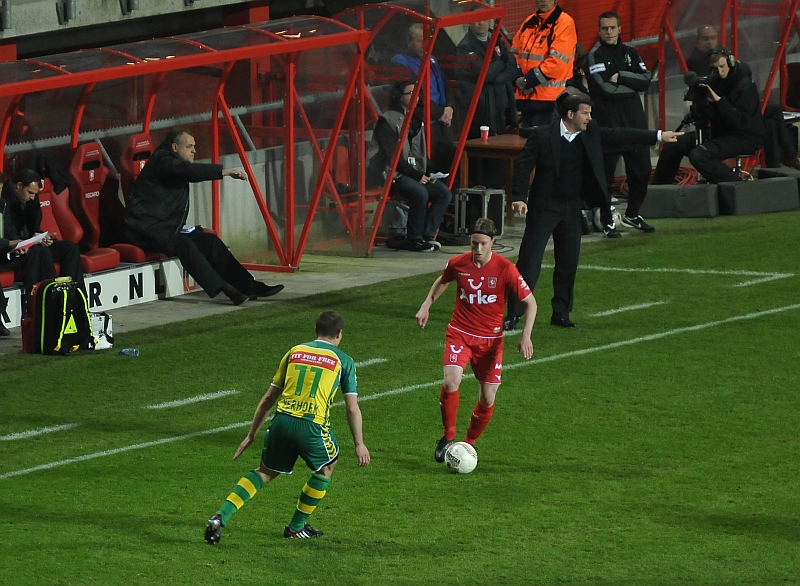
[503,315,520,331]
[0,323,10,337]
[550,316,577,328]
[249,283,285,300]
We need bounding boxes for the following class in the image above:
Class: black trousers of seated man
[652,132,761,184]
[507,197,583,321]
[171,229,259,298]
[0,240,84,294]
[0,240,84,317]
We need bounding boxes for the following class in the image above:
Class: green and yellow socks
[217,470,264,524]
[288,473,331,531]
[216,470,331,530]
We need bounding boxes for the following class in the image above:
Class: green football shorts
[261,413,339,473]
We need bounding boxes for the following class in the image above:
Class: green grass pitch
[1,211,799,585]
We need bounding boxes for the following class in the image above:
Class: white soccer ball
[444,441,478,474]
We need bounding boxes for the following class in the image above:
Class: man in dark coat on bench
[124,128,283,305]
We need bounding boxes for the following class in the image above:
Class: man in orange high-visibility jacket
[512,0,577,128]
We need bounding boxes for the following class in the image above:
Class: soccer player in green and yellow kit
[204,311,370,542]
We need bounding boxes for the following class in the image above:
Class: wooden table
[459,134,528,225]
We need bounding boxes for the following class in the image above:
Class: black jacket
[124,143,223,252]
[1,180,42,242]
[456,29,518,137]
[586,40,651,131]
[512,120,659,206]
[706,62,765,144]
[686,47,711,77]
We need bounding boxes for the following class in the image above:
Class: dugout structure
[0,15,372,271]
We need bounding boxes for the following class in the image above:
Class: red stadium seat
[0,271,14,287]
[120,132,153,202]
[69,142,108,251]
[68,141,162,264]
[108,133,166,263]
[39,177,120,273]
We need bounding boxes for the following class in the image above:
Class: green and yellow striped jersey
[272,339,357,425]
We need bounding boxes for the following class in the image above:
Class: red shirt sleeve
[507,262,532,302]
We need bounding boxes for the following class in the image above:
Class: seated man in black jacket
[367,81,452,252]
[123,129,283,305]
[1,168,84,317]
[653,47,765,184]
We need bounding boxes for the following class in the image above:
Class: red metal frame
[0,3,510,269]
[0,17,369,272]
[658,0,800,128]
[334,2,505,254]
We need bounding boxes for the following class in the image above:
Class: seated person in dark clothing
[1,168,84,317]
[123,129,283,305]
[653,48,765,184]
[367,81,453,252]
[685,28,800,169]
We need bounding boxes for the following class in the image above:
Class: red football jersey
[441,251,531,338]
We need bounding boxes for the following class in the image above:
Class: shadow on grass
[658,507,800,542]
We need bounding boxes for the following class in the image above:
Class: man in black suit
[504,94,682,329]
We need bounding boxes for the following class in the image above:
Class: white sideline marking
[3,303,799,480]
[568,264,794,288]
[144,390,240,410]
[592,301,670,317]
[0,423,80,441]
[0,422,251,480]
[355,358,388,367]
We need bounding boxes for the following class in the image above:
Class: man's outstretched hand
[223,168,248,181]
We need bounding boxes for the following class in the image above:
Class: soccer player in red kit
[416,218,537,462]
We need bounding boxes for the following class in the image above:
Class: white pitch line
[355,358,389,367]
[0,423,80,441]
[3,302,799,481]
[591,301,670,317]
[563,264,794,288]
[732,275,793,288]
[144,390,240,410]
[505,303,800,369]
[0,422,251,480]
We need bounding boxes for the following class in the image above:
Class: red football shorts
[443,328,504,385]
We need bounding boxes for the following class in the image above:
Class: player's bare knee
[256,465,279,485]
[318,459,338,478]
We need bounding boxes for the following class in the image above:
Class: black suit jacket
[124,144,223,253]
[512,119,659,207]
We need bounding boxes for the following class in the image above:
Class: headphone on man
[707,46,736,68]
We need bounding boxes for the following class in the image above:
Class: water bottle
[118,348,140,357]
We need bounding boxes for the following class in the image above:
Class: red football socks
[465,402,494,444]
[439,385,459,441]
